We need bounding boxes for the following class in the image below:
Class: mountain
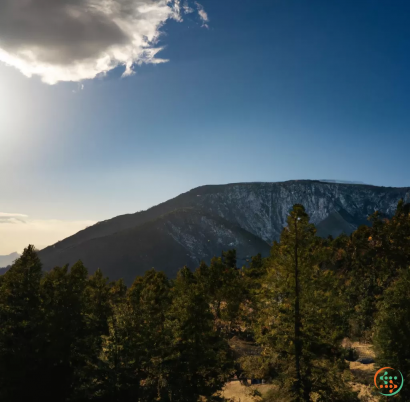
[38,180,410,283]
[0,252,20,268]
[38,208,269,284]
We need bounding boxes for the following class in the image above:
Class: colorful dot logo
[374,367,404,396]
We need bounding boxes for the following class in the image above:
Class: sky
[1,0,410,255]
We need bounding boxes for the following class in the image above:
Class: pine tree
[89,302,142,402]
[165,266,234,401]
[92,269,171,402]
[38,261,93,402]
[373,267,410,401]
[335,200,410,340]
[222,249,237,268]
[74,268,117,400]
[128,269,172,402]
[0,245,44,401]
[256,205,358,402]
[244,253,266,280]
[195,254,246,334]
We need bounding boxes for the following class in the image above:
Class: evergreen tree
[373,267,410,401]
[38,261,92,402]
[242,253,268,338]
[334,200,410,340]
[128,269,172,401]
[195,254,246,334]
[89,302,142,402]
[165,266,234,401]
[0,245,44,402]
[256,205,358,402]
[92,269,171,402]
[74,268,116,400]
[222,249,237,268]
[332,226,378,339]
[244,253,266,280]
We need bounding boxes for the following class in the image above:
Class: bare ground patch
[222,381,275,402]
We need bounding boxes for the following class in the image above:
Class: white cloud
[0,0,208,85]
[0,212,28,224]
[0,212,28,217]
[0,213,96,255]
[195,1,209,28]
[183,2,194,14]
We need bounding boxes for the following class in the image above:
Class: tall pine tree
[0,246,43,401]
[255,205,358,402]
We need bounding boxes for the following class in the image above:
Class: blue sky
[1,0,410,253]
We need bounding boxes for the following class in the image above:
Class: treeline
[1,202,410,401]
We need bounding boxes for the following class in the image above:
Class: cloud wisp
[0,212,28,224]
[0,212,28,218]
[0,212,96,254]
[0,0,208,84]
[195,2,209,28]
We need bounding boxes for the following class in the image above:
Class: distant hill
[0,267,10,275]
[0,252,20,269]
[38,180,410,284]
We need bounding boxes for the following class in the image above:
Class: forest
[1,201,410,402]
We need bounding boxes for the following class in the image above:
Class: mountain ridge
[35,180,410,283]
[40,180,409,252]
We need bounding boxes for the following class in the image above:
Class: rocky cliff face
[171,181,410,241]
[162,208,270,265]
[37,180,410,283]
